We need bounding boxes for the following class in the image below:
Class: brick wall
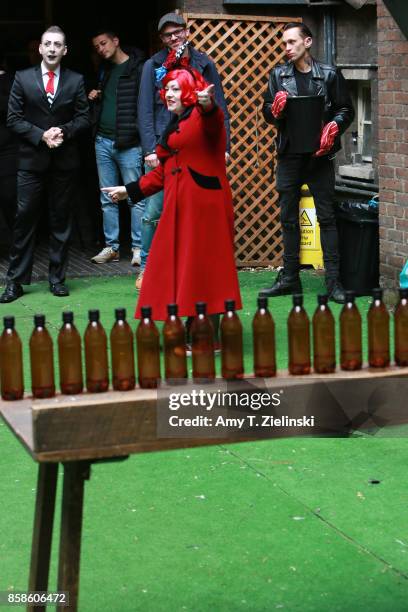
[377,0,408,286]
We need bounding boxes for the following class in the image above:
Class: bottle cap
[195,302,206,315]
[344,290,355,303]
[115,308,126,320]
[399,288,408,300]
[141,306,152,318]
[317,294,328,306]
[62,311,74,324]
[34,314,45,327]
[88,309,100,322]
[372,288,383,300]
[167,303,178,316]
[3,316,15,329]
[257,296,268,309]
[293,294,303,307]
[225,299,235,311]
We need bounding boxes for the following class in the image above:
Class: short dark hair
[92,29,119,40]
[42,25,66,44]
[283,22,313,40]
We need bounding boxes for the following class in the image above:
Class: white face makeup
[39,32,67,70]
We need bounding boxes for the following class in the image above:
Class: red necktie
[45,71,55,95]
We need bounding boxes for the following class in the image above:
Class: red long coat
[134,105,242,320]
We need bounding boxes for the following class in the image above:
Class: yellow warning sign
[299,184,323,269]
[300,210,313,227]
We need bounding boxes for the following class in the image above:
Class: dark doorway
[0,0,166,259]
[0,1,163,72]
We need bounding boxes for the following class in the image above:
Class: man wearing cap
[136,12,230,290]
[260,22,354,304]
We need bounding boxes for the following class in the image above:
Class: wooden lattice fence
[184,13,300,267]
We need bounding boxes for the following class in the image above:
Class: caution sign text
[299,207,316,249]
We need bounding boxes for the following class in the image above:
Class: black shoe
[0,281,24,303]
[327,281,346,304]
[259,270,302,298]
[49,282,70,297]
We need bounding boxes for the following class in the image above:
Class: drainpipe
[323,9,336,66]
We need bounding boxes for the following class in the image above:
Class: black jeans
[276,153,339,280]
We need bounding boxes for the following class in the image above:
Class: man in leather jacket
[260,22,354,303]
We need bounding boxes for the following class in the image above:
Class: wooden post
[28,463,58,612]
[57,462,90,612]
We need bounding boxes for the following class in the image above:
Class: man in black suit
[0,25,90,303]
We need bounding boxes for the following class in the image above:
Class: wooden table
[1,367,408,611]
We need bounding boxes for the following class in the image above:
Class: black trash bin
[335,200,379,296]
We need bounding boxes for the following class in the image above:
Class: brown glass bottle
[163,304,187,383]
[191,302,215,382]
[58,311,83,395]
[84,309,109,392]
[368,288,390,368]
[136,306,161,389]
[0,316,24,400]
[221,299,244,380]
[30,314,55,398]
[340,291,362,371]
[252,296,276,377]
[313,294,336,374]
[288,294,311,375]
[394,288,408,366]
[110,308,135,391]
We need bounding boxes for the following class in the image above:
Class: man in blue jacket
[136,12,230,289]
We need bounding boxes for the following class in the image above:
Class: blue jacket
[138,46,230,155]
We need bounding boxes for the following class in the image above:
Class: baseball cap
[158,13,187,33]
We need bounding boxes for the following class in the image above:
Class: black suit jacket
[7,65,90,172]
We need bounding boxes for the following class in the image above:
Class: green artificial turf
[1,270,408,611]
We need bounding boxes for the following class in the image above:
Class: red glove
[271,91,288,119]
[315,121,339,157]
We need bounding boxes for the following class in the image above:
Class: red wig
[160,68,209,108]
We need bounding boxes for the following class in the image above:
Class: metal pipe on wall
[323,9,336,66]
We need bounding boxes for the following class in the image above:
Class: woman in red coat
[102,67,242,322]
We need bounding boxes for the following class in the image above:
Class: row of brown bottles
[287,288,408,375]
[1,289,408,399]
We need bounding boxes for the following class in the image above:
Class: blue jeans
[95,136,145,251]
[140,162,164,270]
